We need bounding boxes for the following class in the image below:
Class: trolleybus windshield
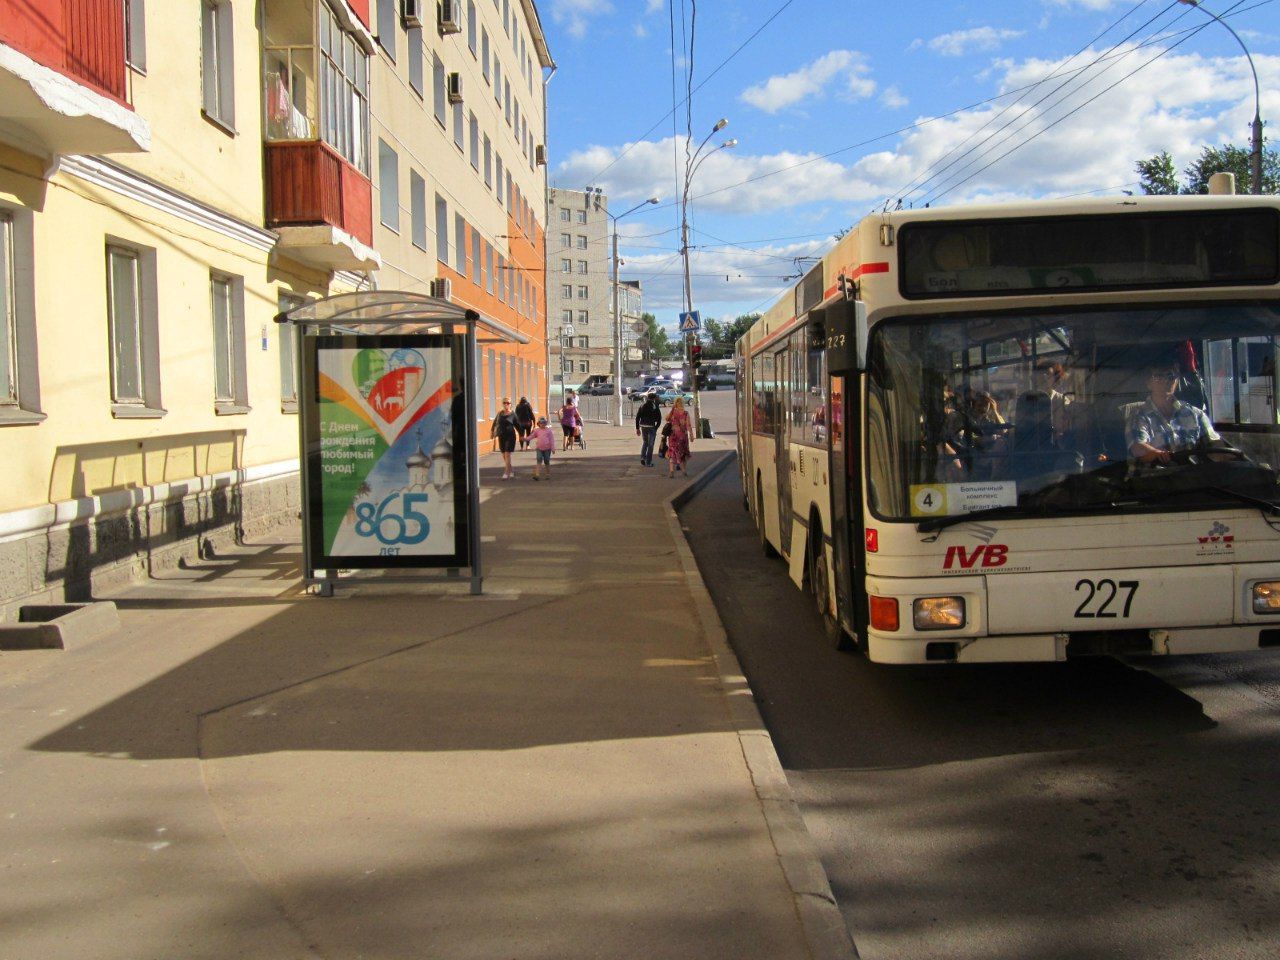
[866,304,1280,525]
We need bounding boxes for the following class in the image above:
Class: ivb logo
[943,544,1009,569]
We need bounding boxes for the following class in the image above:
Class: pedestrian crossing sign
[679,311,701,333]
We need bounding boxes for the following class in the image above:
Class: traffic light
[690,343,702,370]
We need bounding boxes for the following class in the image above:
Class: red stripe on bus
[823,261,892,299]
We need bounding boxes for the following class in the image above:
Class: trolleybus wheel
[808,526,851,651]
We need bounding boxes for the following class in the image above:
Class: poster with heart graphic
[304,334,470,568]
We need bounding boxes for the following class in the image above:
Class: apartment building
[367,0,551,420]
[546,187,610,389]
[0,0,551,619]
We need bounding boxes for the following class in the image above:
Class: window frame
[201,0,236,133]
[105,242,163,418]
[209,272,249,413]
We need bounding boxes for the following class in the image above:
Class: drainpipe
[541,62,557,418]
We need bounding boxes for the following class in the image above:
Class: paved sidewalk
[0,425,853,960]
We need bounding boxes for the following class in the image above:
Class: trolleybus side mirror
[854,300,868,371]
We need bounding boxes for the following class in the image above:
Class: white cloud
[880,85,909,109]
[925,27,1024,57]
[739,50,875,114]
[549,0,614,39]
[645,0,663,11]
[1046,0,1123,9]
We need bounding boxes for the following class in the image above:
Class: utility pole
[607,197,659,425]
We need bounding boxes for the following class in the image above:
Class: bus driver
[1126,361,1223,465]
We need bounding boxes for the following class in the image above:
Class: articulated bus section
[739,195,1280,664]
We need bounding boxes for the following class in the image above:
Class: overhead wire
[889,0,1165,207]
[926,0,1267,204]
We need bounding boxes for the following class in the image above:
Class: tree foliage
[700,313,760,358]
[1136,142,1279,195]
[641,312,676,359]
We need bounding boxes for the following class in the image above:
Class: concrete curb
[0,601,121,650]
[667,451,859,960]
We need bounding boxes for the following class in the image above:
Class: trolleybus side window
[752,350,776,434]
[788,325,828,446]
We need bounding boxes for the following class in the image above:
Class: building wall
[370,0,550,425]
[0,0,559,615]
[547,187,611,388]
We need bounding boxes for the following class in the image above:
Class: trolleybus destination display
[303,334,471,570]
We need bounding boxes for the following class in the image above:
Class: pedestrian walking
[491,398,519,480]
[635,390,661,466]
[664,396,693,479]
[515,396,536,450]
[529,416,556,480]
[558,400,582,451]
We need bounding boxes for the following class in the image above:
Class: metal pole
[465,325,483,595]
[612,226,623,425]
[1179,0,1264,194]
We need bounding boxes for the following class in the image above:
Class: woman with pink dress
[665,397,692,478]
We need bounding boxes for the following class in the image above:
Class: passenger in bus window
[1031,360,1073,445]
[1126,362,1224,465]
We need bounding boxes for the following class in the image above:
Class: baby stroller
[571,420,587,449]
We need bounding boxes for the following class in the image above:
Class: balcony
[266,140,379,273]
[261,0,377,273]
[0,0,149,158]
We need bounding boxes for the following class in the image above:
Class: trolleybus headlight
[1252,581,1280,614]
[869,596,900,632]
[913,596,966,630]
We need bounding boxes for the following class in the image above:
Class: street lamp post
[680,119,737,435]
[1179,0,1264,195]
[608,197,660,425]
[558,322,575,404]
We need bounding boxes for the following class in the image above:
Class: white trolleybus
[736,194,1280,664]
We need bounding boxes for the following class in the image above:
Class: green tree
[1182,143,1279,195]
[641,312,675,359]
[1134,142,1279,195]
[1136,150,1178,195]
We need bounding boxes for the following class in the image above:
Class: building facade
[546,187,611,390]
[0,0,551,619]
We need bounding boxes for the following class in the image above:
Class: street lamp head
[712,118,728,132]
[647,197,660,205]
[722,139,738,149]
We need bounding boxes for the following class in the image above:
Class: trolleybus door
[824,301,868,639]
[775,345,793,554]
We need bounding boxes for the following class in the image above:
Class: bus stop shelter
[278,292,530,596]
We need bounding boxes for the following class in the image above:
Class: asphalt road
[679,448,1280,960]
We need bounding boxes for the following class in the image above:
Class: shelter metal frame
[278,292,530,597]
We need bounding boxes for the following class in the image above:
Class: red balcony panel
[266,141,373,247]
[339,162,373,247]
[344,0,371,30]
[0,0,128,104]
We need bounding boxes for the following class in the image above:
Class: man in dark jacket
[635,391,662,466]
[514,396,536,449]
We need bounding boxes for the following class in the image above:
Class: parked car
[655,388,694,406]
[584,382,615,396]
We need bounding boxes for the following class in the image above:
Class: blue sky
[538,0,1278,333]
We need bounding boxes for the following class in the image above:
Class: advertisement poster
[304,334,469,569]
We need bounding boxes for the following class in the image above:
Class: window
[467,0,477,53]
[210,274,247,412]
[376,0,396,60]
[0,210,40,422]
[378,139,399,231]
[577,260,588,274]
[432,53,446,126]
[559,208,570,222]
[482,29,490,82]
[407,27,423,95]
[493,58,501,106]
[578,310,588,323]
[485,242,494,293]
[498,256,507,302]
[503,79,511,124]
[124,0,146,73]
[495,155,504,205]
[201,1,235,131]
[453,101,464,151]
[576,235,587,249]
[471,231,481,285]
[435,194,449,265]
[561,258,571,274]
[483,135,492,188]
[577,337,588,348]
[410,170,426,250]
[106,244,161,416]
[576,210,587,224]
[488,349,497,418]
[579,361,589,374]
[455,215,466,275]
[561,284,572,298]
[469,112,479,170]
[278,292,303,412]
[319,4,370,173]
[562,309,572,323]
[578,285,588,299]
[502,0,510,36]
[560,232,570,247]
